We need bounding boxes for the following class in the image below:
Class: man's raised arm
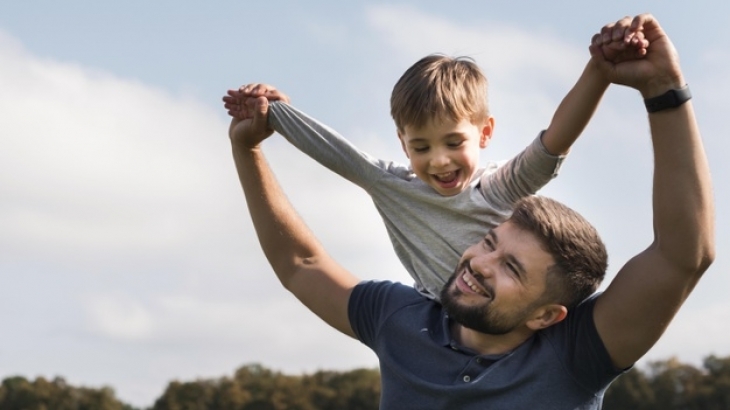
[591,14,715,369]
[229,96,360,337]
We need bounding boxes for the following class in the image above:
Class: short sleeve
[348,280,424,347]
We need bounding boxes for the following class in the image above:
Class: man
[228,14,714,410]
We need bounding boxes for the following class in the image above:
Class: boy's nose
[429,152,450,168]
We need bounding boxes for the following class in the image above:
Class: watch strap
[644,85,692,113]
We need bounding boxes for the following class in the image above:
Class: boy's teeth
[436,172,456,181]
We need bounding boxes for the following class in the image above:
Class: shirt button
[476,358,482,364]
[463,375,471,383]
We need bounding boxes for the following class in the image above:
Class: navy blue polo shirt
[348,280,624,410]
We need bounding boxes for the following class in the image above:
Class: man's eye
[483,239,494,249]
[507,263,519,276]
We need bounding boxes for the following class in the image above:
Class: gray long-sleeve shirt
[268,101,565,300]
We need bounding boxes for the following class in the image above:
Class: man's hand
[597,16,649,64]
[228,96,273,149]
[590,14,684,97]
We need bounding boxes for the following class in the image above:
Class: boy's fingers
[251,96,269,126]
[240,83,262,95]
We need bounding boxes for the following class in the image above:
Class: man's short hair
[509,196,608,309]
[390,54,490,133]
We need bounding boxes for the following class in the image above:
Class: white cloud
[86,293,154,341]
[365,4,585,83]
[0,26,398,368]
[0,30,247,272]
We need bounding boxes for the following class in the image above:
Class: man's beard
[440,264,526,335]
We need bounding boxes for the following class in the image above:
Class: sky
[1,1,728,407]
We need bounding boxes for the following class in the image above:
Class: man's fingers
[630,13,665,42]
[591,33,601,47]
[600,23,615,43]
[631,13,656,32]
[613,16,632,43]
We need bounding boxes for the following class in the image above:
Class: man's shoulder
[543,293,601,337]
[351,281,443,332]
[352,280,428,308]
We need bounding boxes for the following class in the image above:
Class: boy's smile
[399,116,493,196]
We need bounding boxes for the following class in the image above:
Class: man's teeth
[463,273,486,296]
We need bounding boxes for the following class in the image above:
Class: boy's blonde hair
[390,54,490,133]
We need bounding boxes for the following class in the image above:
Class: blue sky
[1,1,729,407]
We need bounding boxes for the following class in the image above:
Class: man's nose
[469,253,495,278]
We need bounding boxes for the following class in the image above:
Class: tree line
[603,355,730,409]
[2,355,729,409]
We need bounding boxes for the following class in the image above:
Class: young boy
[224,36,647,301]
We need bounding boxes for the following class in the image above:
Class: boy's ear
[525,304,567,331]
[397,131,410,159]
[479,116,495,149]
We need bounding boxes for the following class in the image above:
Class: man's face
[398,116,493,196]
[440,221,555,334]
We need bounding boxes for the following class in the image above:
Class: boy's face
[398,116,494,196]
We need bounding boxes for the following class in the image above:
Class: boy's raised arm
[229,96,360,338]
[540,17,648,155]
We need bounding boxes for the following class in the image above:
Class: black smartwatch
[644,85,692,113]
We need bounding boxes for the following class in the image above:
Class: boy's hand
[223,83,290,120]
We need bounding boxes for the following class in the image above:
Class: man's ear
[525,304,568,331]
[398,131,410,159]
[479,116,495,149]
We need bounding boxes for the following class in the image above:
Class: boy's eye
[412,146,429,153]
[447,140,465,148]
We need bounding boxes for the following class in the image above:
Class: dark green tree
[0,375,135,410]
[152,363,379,410]
[647,357,705,409]
[604,367,655,410]
[696,355,730,410]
